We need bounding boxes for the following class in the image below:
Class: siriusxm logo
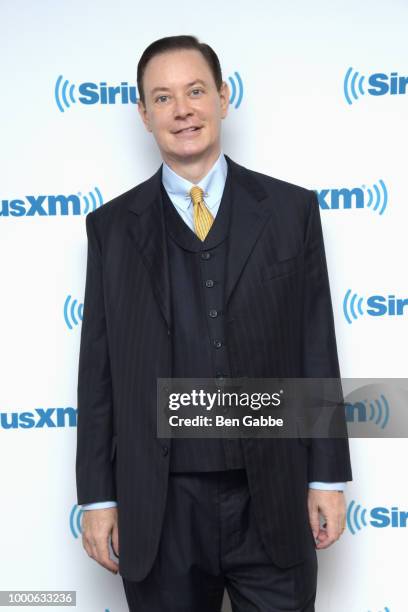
[317,180,387,215]
[0,407,77,429]
[64,295,83,330]
[344,67,408,104]
[343,290,408,323]
[345,394,389,429]
[1,187,103,217]
[347,500,408,534]
[70,504,83,538]
[55,72,244,112]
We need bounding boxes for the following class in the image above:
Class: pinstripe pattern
[76,156,352,582]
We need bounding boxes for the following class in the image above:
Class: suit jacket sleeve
[76,212,116,505]
[302,190,352,483]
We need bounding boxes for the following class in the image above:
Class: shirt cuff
[81,501,118,511]
[308,482,346,491]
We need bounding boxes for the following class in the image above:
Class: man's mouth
[174,126,202,134]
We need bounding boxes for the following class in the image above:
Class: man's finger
[315,517,341,549]
[307,495,320,539]
[94,537,119,573]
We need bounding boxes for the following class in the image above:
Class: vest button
[205,279,214,288]
[213,340,223,349]
[201,252,211,260]
[162,446,169,456]
[209,309,218,318]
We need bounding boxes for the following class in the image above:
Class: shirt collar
[161,152,228,212]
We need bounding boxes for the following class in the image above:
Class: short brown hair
[137,35,223,105]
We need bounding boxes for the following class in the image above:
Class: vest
[161,172,245,472]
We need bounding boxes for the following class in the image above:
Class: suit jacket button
[162,446,169,456]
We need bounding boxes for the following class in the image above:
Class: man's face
[138,49,229,166]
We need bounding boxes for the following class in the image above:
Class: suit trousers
[122,469,317,612]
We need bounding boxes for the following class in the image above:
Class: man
[76,35,352,611]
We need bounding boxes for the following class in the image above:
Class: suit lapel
[224,156,273,307]
[127,166,172,330]
[125,155,273,328]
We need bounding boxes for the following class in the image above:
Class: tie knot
[190,186,204,207]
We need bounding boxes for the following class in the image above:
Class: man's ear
[137,100,152,132]
[219,81,230,119]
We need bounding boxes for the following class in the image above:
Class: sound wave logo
[55,76,76,112]
[367,608,390,612]
[64,295,83,330]
[347,499,368,535]
[345,394,390,429]
[343,289,364,324]
[364,180,388,215]
[79,187,103,214]
[317,180,388,214]
[228,71,244,108]
[70,504,83,538]
[344,67,366,105]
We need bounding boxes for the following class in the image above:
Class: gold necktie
[190,186,214,241]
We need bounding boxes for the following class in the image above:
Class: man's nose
[173,95,193,119]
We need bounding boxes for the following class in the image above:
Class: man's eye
[190,89,203,96]
[156,95,169,103]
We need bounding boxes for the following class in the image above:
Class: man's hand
[81,507,119,574]
[307,489,346,549]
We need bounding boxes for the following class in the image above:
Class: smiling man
[76,35,352,612]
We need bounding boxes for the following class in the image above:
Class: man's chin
[165,146,215,165]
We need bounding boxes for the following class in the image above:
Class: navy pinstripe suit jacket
[76,156,352,582]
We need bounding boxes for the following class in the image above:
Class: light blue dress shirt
[82,153,345,511]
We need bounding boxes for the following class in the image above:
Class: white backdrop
[1,1,407,610]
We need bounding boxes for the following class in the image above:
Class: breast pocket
[261,256,301,282]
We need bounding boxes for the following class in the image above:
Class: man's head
[137,35,229,169]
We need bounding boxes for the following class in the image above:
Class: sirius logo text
[316,180,387,214]
[55,73,244,112]
[347,500,408,535]
[0,187,103,217]
[343,290,408,323]
[0,408,77,429]
[344,67,408,104]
